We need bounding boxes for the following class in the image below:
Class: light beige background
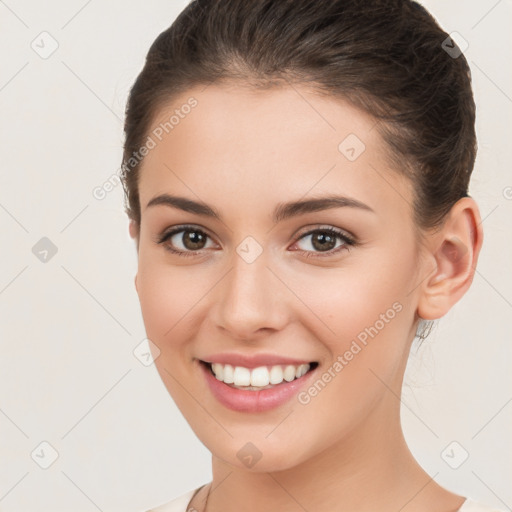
[0,1,511,511]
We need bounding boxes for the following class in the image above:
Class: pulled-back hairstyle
[121,0,476,234]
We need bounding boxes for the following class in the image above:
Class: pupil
[312,232,335,251]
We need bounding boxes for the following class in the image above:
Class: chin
[202,432,315,473]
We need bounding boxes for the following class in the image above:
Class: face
[132,82,427,472]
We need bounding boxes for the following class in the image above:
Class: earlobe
[134,274,138,294]
[417,197,483,320]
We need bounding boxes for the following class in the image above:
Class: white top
[145,485,507,512]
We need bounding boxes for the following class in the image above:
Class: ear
[417,197,483,320]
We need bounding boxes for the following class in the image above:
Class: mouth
[199,360,319,391]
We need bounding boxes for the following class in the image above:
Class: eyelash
[155,224,357,259]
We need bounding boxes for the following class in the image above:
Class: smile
[198,359,319,412]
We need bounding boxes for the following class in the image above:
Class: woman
[120,1,504,511]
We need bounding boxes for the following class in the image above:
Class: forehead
[137,82,413,221]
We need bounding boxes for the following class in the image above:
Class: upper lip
[199,353,316,369]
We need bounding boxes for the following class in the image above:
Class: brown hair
[121,0,476,233]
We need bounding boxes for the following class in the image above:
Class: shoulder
[459,498,508,512]
[144,485,204,512]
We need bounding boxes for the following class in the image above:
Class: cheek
[137,266,176,339]
[303,260,412,353]
[135,254,202,348]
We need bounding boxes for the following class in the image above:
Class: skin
[129,82,483,512]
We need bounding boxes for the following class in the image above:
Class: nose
[211,248,290,341]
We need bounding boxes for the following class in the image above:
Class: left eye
[292,227,355,256]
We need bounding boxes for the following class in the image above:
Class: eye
[291,226,356,258]
[156,225,217,257]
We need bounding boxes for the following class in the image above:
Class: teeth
[269,365,284,385]
[250,366,270,387]
[233,366,251,386]
[209,362,311,389]
[223,364,234,383]
[212,363,224,381]
[283,365,296,382]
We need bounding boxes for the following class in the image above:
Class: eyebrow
[145,193,374,223]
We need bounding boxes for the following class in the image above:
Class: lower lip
[199,360,317,413]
